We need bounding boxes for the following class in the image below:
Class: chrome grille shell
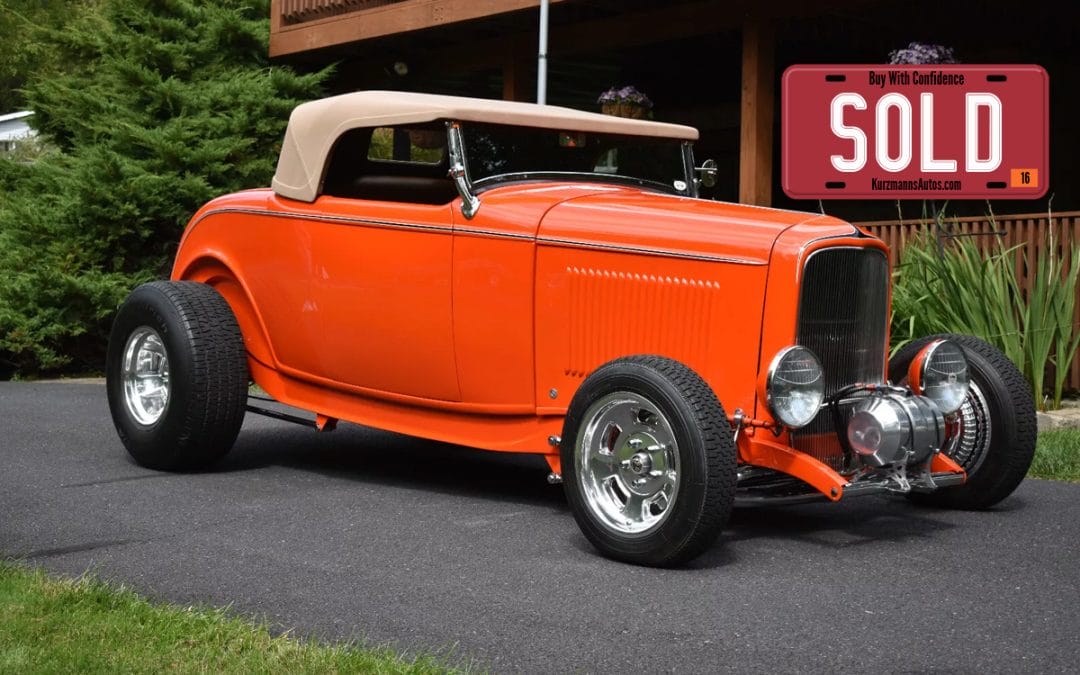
[790,247,890,471]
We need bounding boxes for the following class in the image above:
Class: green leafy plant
[1045,222,1080,408]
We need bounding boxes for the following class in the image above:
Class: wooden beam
[430,0,873,67]
[550,1,726,57]
[528,0,871,59]
[739,15,774,206]
[270,0,568,58]
[416,1,728,77]
[502,46,530,102]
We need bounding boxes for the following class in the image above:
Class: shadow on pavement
[218,422,565,510]
[210,419,986,570]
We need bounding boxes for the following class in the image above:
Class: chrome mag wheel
[947,380,992,473]
[561,356,736,566]
[121,326,171,426]
[576,392,680,535]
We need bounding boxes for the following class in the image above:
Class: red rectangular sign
[781,65,1048,200]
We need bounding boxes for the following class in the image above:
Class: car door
[449,187,549,408]
[277,126,460,401]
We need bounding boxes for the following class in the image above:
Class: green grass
[1030,428,1080,482]
[0,563,459,674]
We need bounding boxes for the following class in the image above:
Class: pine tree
[0,0,328,374]
[0,0,98,113]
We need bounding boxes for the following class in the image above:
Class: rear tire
[561,356,736,567]
[106,281,248,470]
[889,334,1036,509]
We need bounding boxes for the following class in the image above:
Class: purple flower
[888,42,959,65]
[596,85,653,108]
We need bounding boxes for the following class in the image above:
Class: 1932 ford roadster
[107,91,1035,566]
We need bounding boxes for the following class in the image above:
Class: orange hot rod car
[107,91,1035,566]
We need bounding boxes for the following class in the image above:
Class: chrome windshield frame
[454,121,695,199]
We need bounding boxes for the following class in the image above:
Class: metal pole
[537,0,549,104]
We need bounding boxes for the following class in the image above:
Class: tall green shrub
[0,1,101,113]
[891,218,1080,410]
[0,0,328,374]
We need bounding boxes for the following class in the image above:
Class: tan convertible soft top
[271,90,699,202]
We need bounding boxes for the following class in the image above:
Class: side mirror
[695,159,718,188]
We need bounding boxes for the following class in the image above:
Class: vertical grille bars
[789,247,889,471]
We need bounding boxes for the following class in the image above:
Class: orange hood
[536,188,857,265]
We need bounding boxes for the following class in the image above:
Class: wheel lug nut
[647,444,663,453]
[648,470,663,478]
[628,438,644,449]
[633,477,648,486]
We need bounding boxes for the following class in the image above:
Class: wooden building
[0,111,35,154]
[269,0,1077,218]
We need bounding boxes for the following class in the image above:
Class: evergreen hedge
[0,0,327,375]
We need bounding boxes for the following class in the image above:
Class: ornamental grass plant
[891,209,1080,410]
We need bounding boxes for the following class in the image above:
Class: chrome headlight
[908,339,969,414]
[766,346,825,428]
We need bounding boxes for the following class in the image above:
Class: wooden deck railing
[856,210,1080,392]
[279,0,401,26]
[270,0,560,57]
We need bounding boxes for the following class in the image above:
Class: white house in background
[0,111,36,153]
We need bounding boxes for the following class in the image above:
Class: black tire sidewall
[107,281,248,471]
[107,284,198,469]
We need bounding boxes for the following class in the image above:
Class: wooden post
[739,15,775,206]
[502,47,529,102]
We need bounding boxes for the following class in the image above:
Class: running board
[245,402,317,428]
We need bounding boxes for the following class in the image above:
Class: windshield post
[682,142,698,198]
[446,121,481,219]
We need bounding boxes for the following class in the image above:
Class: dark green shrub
[0,0,327,374]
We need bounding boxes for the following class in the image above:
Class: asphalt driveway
[2,381,1077,672]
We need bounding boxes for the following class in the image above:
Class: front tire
[561,356,736,567]
[889,334,1036,509]
[106,281,248,471]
